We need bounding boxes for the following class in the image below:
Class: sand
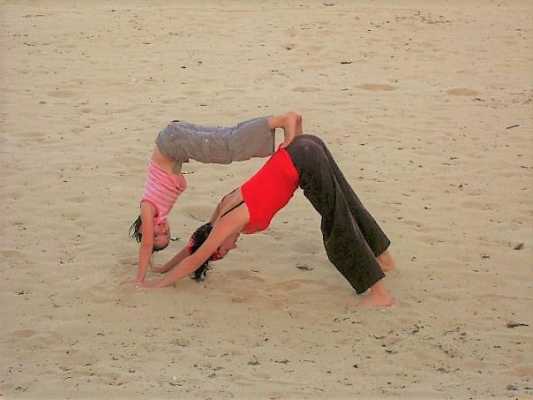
[1,0,532,399]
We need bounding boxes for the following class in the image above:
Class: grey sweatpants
[156,116,275,165]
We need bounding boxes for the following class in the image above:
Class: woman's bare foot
[359,280,395,307]
[377,250,396,273]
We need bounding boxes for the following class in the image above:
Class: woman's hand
[151,265,167,274]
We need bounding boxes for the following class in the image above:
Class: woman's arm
[141,206,248,288]
[136,202,155,282]
[152,246,191,274]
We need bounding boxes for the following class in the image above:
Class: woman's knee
[303,134,326,148]
[292,134,327,151]
[287,135,328,164]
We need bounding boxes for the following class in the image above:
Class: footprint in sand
[273,278,322,291]
[119,257,137,266]
[357,83,396,91]
[17,130,45,138]
[292,86,321,93]
[291,238,321,255]
[5,189,23,200]
[10,330,63,347]
[115,155,145,168]
[181,205,213,222]
[446,88,479,96]
[433,292,460,301]
[417,234,445,246]
[61,211,81,221]
[161,98,181,105]
[460,200,497,211]
[15,131,48,144]
[12,329,36,338]
[226,287,263,304]
[47,90,75,98]
[1,250,24,258]
[66,195,87,204]
[512,366,533,378]
[224,270,265,283]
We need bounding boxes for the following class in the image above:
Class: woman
[128,112,303,284]
[140,134,396,307]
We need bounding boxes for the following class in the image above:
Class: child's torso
[142,160,187,224]
[152,147,182,175]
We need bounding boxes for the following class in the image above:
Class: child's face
[153,221,170,250]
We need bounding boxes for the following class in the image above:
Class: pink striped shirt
[141,160,187,224]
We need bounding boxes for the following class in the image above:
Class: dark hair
[129,216,143,243]
[129,215,168,252]
[189,222,213,281]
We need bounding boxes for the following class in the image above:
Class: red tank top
[241,148,299,234]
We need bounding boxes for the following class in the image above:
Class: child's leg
[286,136,390,299]
[156,116,275,164]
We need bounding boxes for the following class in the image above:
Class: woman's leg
[301,135,391,257]
[302,135,396,272]
[286,135,393,304]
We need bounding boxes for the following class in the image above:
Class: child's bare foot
[359,280,396,307]
[377,250,396,273]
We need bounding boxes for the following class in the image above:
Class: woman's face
[153,221,170,250]
[214,232,240,259]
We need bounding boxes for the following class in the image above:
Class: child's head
[153,220,171,250]
[129,216,170,252]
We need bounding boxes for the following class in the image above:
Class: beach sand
[1,0,532,398]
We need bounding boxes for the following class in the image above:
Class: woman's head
[188,222,240,281]
[129,216,170,252]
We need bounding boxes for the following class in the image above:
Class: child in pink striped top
[142,160,187,226]
[128,112,303,284]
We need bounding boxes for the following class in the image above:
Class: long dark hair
[129,215,168,252]
[129,216,143,243]
[189,222,214,281]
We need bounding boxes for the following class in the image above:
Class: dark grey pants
[286,135,390,294]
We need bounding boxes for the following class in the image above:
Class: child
[140,134,396,307]
[129,112,303,284]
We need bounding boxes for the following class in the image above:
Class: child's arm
[152,246,191,274]
[136,203,155,282]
